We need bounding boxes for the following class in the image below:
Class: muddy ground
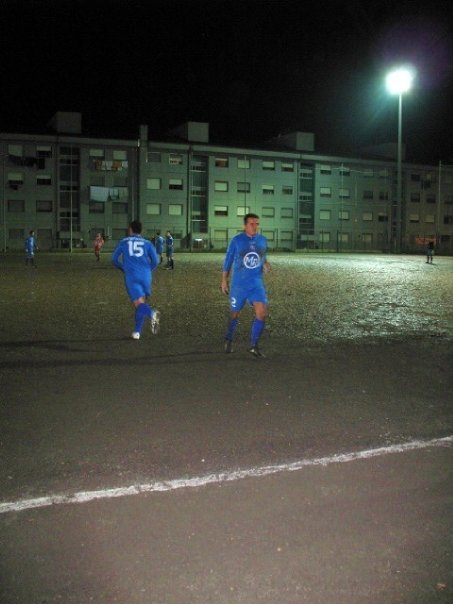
[0,252,452,603]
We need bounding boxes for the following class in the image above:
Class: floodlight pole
[396,93,403,253]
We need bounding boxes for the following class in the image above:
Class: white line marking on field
[1,436,451,515]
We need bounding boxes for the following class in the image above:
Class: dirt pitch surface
[0,252,452,604]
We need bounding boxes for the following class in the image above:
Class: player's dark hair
[129,220,142,234]
[244,213,259,224]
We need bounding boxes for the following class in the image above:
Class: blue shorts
[229,284,268,312]
[125,275,152,302]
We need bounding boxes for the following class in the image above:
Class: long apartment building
[1,112,452,253]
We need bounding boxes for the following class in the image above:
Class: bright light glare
[386,67,415,95]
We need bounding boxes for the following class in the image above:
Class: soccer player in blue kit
[112,220,160,340]
[221,213,271,357]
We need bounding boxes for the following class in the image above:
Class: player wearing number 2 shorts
[221,213,271,357]
[112,220,161,340]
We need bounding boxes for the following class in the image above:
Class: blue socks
[225,317,265,346]
[251,319,265,347]
[135,303,152,334]
[225,318,238,341]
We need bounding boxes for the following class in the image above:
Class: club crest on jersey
[243,251,260,269]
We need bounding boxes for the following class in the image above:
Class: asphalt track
[0,252,452,603]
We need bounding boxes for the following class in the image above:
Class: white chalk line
[1,435,451,515]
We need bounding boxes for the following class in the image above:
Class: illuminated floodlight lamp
[385,67,415,95]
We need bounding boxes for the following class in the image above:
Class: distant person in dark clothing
[426,241,434,264]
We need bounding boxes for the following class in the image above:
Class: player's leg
[224,289,245,352]
[128,277,160,338]
[249,286,268,357]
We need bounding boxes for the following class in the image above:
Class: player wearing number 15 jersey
[221,213,271,357]
[112,220,160,340]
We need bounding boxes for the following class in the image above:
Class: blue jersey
[155,235,164,254]
[223,232,267,290]
[112,235,159,276]
[166,235,174,256]
[25,235,36,255]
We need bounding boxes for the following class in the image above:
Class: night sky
[1,0,452,164]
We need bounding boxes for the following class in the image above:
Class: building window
[425,214,435,223]
[8,199,25,212]
[237,206,250,216]
[7,172,24,186]
[362,212,373,221]
[146,203,161,215]
[281,162,294,172]
[426,194,436,204]
[445,195,453,205]
[37,145,52,158]
[146,178,161,190]
[410,192,420,203]
[237,158,250,169]
[339,188,350,199]
[300,193,313,201]
[215,157,229,168]
[169,154,183,165]
[169,178,183,190]
[299,214,312,224]
[280,231,293,241]
[282,185,293,195]
[320,187,331,197]
[363,168,374,177]
[262,230,275,241]
[444,215,453,225]
[89,202,105,213]
[37,174,52,186]
[379,191,389,201]
[215,181,228,192]
[147,152,161,163]
[89,149,105,158]
[169,204,183,216]
[36,200,53,212]
[113,150,127,161]
[320,165,331,174]
[409,214,420,223]
[281,208,293,218]
[339,210,350,220]
[378,213,388,222]
[112,202,128,214]
[262,184,274,195]
[411,173,421,182]
[300,168,313,179]
[339,166,350,177]
[237,182,250,193]
[338,233,349,243]
[363,190,374,200]
[9,228,24,239]
[378,169,389,178]
[319,232,330,242]
[8,144,23,157]
[362,233,373,243]
[262,207,275,217]
[214,206,228,216]
[262,160,275,171]
[320,210,331,220]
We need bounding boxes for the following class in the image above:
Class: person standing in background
[25,230,38,267]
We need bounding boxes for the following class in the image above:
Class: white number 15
[128,240,144,257]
